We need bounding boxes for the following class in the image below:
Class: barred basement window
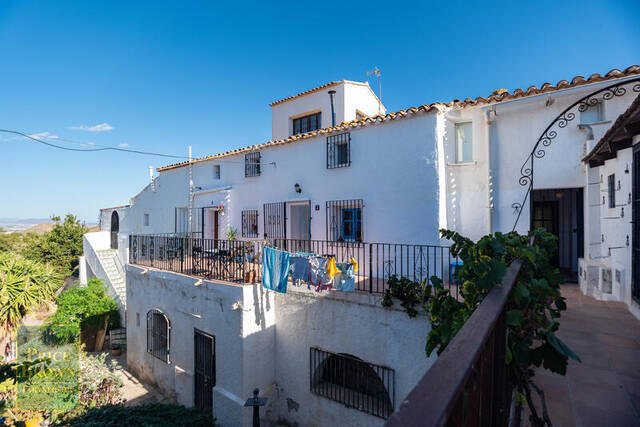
[245,152,261,177]
[608,174,615,208]
[147,309,170,363]
[326,199,363,242]
[327,132,351,169]
[242,210,259,238]
[310,347,395,419]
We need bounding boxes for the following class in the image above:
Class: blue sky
[0,0,639,223]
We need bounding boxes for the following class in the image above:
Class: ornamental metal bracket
[512,77,640,231]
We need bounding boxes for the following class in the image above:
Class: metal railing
[129,235,459,295]
[385,260,523,427]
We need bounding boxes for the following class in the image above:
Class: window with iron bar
[310,347,395,419]
[608,174,616,208]
[326,199,363,242]
[293,112,321,135]
[147,309,170,363]
[245,152,261,177]
[327,132,351,169]
[242,210,259,238]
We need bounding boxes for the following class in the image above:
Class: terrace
[128,234,460,295]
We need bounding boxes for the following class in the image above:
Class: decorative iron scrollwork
[512,77,640,230]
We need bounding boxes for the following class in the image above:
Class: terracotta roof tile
[158,65,640,172]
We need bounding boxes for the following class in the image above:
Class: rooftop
[158,65,640,172]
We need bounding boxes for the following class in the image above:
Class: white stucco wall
[120,111,442,247]
[579,138,640,320]
[126,266,436,426]
[438,76,640,240]
[271,81,384,140]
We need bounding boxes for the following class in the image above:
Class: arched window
[147,309,170,363]
[310,347,394,419]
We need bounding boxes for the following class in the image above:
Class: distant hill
[24,222,55,234]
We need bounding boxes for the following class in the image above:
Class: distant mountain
[24,222,55,234]
[0,218,52,225]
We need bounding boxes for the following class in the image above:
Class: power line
[0,129,189,159]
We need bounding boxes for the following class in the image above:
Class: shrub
[63,403,214,426]
[46,279,120,344]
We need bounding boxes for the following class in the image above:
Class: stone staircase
[96,249,127,310]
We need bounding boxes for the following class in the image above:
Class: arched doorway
[110,211,119,249]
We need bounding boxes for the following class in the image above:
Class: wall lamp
[294,183,302,193]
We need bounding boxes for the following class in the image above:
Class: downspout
[485,109,494,234]
[328,90,336,127]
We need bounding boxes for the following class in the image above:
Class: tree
[22,215,87,277]
[0,252,63,339]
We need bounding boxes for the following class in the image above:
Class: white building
[82,66,640,425]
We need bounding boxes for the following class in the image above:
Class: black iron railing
[385,260,523,427]
[129,235,459,295]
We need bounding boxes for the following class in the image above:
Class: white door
[288,203,310,241]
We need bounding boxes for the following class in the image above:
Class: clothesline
[261,246,358,294]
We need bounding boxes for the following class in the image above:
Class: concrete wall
[270,288,434,427]
[126,266,435,426]
[126,265,275,426]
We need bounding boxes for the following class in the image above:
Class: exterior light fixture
[294,183,302,193]
[627,235,630,247]
[621,207,624,218]
[617,180,621,191]
[625,164,630,174]
[555,190,564,199]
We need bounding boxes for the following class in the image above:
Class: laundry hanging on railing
[262,247,291,293]
[334,262,355,292]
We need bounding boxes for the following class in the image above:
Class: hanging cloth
[309,257,333,292]
[289,255,311,281]
[334,262,356,292]
[350,256,359,273]
[262,247,291,293]
[327,257,341,280]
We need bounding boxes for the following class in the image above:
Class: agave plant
[0,253,63,337]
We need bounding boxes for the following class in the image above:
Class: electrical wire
[0,128,189,159]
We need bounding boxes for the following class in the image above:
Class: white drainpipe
[485,109,494,234]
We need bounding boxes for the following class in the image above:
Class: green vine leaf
[506,309,525,326]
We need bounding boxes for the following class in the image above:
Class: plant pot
[111,347,122,357]
[245,271,256,283]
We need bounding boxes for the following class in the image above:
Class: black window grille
[245,152,261,177]
[147,309,170,363]
[263,202,286,240]
[608,174,616,208]
[326,199,363,242]
[293,112,321,135]
[327,133,351,169]
[242,210,259,238]
[310,347,394,419]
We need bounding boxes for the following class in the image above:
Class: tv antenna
[367,67,382,115]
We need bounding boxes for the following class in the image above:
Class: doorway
[203,209,219,244]
[531,189,584,279]
[110,211,119,250]
[194,329,215,412]
[287,201,311,252]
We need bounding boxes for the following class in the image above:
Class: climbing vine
[382,228,580,426]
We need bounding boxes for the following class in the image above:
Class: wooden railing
[385,259,523,427]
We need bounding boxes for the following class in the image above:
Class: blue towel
[290,255,310,281]
[262,247,291,293]
[334,262,355,292]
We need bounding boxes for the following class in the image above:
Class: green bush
[46,279,120,343]
[63,403,214,426]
